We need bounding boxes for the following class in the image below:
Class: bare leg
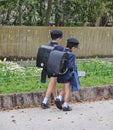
[59,84,65,98]
[42,77,57,109]
[64,82,71,103]
[45,77,57,98]
[62,82,72,111]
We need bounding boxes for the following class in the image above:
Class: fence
[0,26,113,58]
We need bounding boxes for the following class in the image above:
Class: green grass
[0,58,113,94]
[77,58,113,88]
[80,76,113,88]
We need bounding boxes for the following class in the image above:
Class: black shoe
[55,98,62,110]
[41,103,50,109]
[62,106,72,111]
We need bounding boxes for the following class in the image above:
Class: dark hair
[66,38,79,49]
[51,30,63,40]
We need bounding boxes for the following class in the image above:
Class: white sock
[42,97,48,104]
[54,96,57,100]
[58,95,63,101]
[63,102,69,108]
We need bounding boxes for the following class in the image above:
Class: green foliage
[0,0,113,26]
[77,58,113,87]
[77,58,113,77]
[0,61,48,94]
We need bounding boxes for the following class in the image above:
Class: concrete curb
[0,85,113,109]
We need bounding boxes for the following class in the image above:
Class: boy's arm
[68,54,76,71]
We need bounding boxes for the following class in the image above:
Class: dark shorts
[57,70,72,83]
[57,77,71,83]
[48,73,58,78]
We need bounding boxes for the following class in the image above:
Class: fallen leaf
[71,121,74,123]
[11,115,14,118]
[48,119,51,121]
[12,120,16,123]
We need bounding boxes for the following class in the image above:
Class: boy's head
[66,38,80,49]
[51,30,63,40]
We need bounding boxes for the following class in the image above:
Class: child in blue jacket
[41,30,64,109]
[56,38,80,111]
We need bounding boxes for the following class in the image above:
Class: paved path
[0,99,113,130]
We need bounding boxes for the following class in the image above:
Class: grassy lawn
[0,58,113,94]
[77,58,113,88]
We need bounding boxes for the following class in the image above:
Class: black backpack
[36,45,68,74]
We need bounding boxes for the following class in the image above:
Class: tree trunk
[44,0,52,26]
[18,5,22,25]
[95,15,108,26]
[54,0,64,26]
[6,9,11,24]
